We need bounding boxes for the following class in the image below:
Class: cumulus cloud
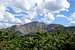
[68,12,75,25]
[11,0,70,11]
[70,21,75,24]
[69,12,75,20]
[0,0,70,28]
[43,0,70,13]
[56,14,71,21]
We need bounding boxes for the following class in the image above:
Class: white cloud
[67,12,75,22]
[56,14,71,20]
[69,12,75,20]
[0,0,70,28]
[0,12,4,19]
[0,22,14,29]
[8,0,70,12]
[68,21,75,26]
[56,14,66,18]
[68,12,75,26]
[43,0,70,12]
[70,21,75,24]
[44,12,55,20]
[24,19,32,23]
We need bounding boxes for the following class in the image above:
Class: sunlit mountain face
[0,0,75,29]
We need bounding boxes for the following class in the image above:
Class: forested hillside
[0,30,75,50]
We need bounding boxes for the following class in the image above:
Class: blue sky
[0,0,75,28]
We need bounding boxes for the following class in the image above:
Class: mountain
[47,24,64,32]
[64,26,75,32]
[1,22,75,35]
[5,22,48,35]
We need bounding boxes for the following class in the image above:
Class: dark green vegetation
[0,30,75,50]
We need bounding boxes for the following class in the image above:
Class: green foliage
[0,30,75,50]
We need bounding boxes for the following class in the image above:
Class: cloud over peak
[0,0,70,28]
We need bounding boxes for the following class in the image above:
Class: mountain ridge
[1,22,75,35]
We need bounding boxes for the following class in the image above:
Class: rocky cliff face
[5,22,47,35]
[2,22,75,35]
[15,22,48,35]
